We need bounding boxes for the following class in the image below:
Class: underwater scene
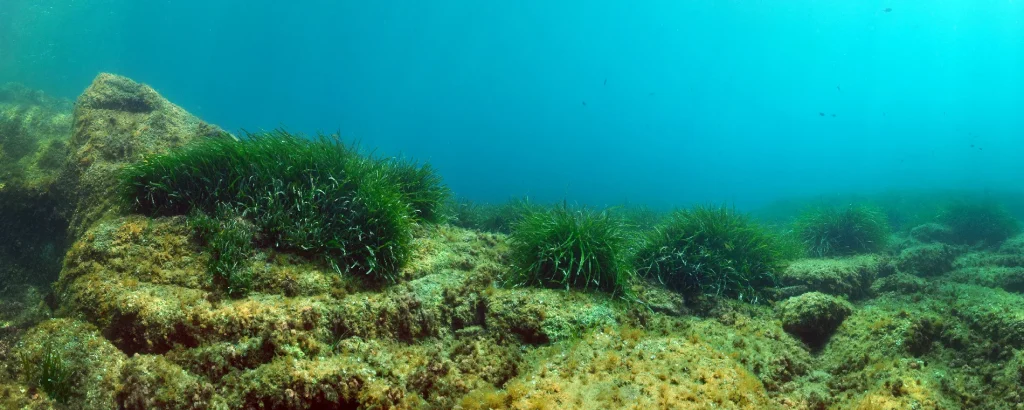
[2,1,1024,409]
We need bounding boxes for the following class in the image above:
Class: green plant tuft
[120,130,445,282]
[382,157,449,223]
[508,204,634,294]
[794,204,890,257]
[189,206,256,298]
[25,341,75,404]
[635,205,785,303]
[937,200,1021,247]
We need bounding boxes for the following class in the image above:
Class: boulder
[896,243,959,277]
[57,73,224,239]
[777,292,853,349]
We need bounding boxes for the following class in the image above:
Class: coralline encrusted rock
[776,292,853,348]
[896,243,960,277]
[57,73,224,239]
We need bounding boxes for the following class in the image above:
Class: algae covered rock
[947,266,1024,293]
[778,255,892,299]
[57,73,224,239]
[12,318,127,408]
[469,325,776,409]
[486,288,621,344]
[118,354,226,409]
[999,234,1024,255]
[910,223,955,244]
[871,272,929,295]
[896,243,959,277]
[0,83,74,288]
[777,292,852,348]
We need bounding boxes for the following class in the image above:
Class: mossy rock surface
[778,255,892,300]
[817,288,1024,408]
[947,266,1024,293]
[776,292,852,349]
[46,212,826,408]
[50,213,535,407]
[954,248,1024,270]
[476,326,775,409]
[871,273,930,295]
[118,354,227,409]
[896,243,960,277]
[13,318,127,408]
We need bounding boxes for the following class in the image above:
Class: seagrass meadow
[0,74,1022,410]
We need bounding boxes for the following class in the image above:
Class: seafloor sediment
[1,74,1024,409]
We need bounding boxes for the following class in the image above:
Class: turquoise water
[2,0,1022,209]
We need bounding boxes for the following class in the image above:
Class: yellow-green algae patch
[119,354,228,409]
[13,319,127,408]
[462,316,802,409]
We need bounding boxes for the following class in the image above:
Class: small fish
[884,8,892,12]
[970,144,975,148]
[837,85,841,92]
[819,112,825,117]
[582,101,587,106]
[603,78,607,86]
[831,113,837,117]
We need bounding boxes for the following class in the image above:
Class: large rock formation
[57,73,223,239]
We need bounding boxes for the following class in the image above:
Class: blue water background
[2,0,1022,210]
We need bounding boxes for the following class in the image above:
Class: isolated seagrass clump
[508,204,634,294]
[795,204,890,257]
[937,200,1021,248]
[635,205,787,303]
[120,130,448,282]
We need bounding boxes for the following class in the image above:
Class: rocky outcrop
[777,292,853,349]
[57,73,224,239]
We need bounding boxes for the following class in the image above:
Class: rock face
[0,83,74,287]
[57,73,224,239]
[777,292,853,349]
